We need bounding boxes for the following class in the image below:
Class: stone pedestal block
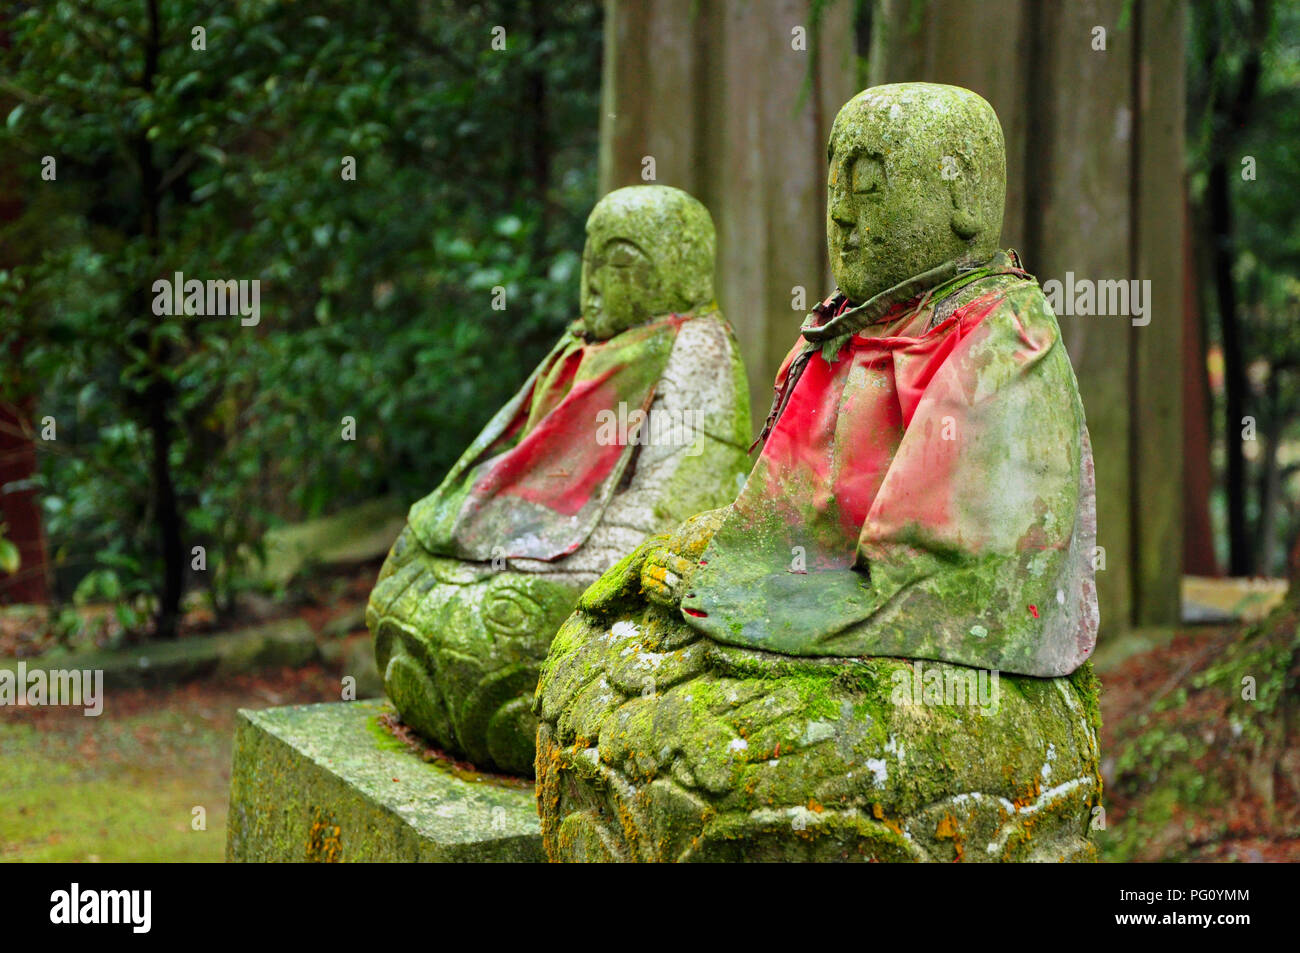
[226,700,542,862]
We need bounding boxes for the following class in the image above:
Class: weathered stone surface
[370,556,581,775]
[226,700,542,862]
[535,536,1103,862]
[825,83,1005,303]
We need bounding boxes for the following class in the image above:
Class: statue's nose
[830,190,855,228]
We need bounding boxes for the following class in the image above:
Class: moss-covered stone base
[368,533,581,775]
[226,700,542,862]
[534,539,1104,862]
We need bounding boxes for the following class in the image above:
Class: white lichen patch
[611,620,640,641]
[629,650,667,671]
[1054,679,1079,713]
[984,776,1094,855]
[884,733,906,765]
[864,757,889,787]
[801,720,836,746]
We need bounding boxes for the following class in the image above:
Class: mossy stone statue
[535,84,1103,860]
[368,185,750,775]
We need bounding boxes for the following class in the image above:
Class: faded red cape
[408,314,690,562]
[681,252,1099,677]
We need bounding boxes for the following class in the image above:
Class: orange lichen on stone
[306,810,343,863]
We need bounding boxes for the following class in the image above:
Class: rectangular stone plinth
[226,700,543,862]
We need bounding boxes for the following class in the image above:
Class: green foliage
[0,523,18,575]
[1188,0,1300,573]
[0,0,601,627]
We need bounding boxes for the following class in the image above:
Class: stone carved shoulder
[650,315,744,446]
[516,314,744,577]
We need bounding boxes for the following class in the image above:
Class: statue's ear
[944,148,982,241]
[675,232,716,313]
[950,208,980,240]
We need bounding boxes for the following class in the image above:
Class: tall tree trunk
[525,0,550,262]
[0,62,50,603]
[1256,372,1282,574]
[137,0,183,638]
[0,398,49,604]
[1202,0,1270,577]
[147,377,183,637]
[1209,156,1251,575]
[1182,184,1218,575]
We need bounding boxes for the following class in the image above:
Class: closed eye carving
[851,154,885,196]
[600,238,646,268]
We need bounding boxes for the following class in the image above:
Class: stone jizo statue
[367,185,750,775]
[666,83,1099,675]
[535,84,1103,861]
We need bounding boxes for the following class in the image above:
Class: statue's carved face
[827,143,904,304]
[581,234,663,339]
[580,185,716,339]
[827,84,1006,304]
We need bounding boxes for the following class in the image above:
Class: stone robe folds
[681,252,1099,677]
[409,314,692,563]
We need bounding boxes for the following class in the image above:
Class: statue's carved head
[827,83,1006,304]
[580,185,716,339]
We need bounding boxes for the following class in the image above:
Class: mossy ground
[0,665,340,861]
[1098,601,1300,862]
